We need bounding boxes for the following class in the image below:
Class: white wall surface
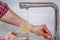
[0,0,60,40]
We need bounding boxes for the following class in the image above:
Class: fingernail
[12,32,17,35]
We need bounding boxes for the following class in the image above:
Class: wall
[0,0,60,40]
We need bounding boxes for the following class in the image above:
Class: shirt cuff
[0,1,9,18]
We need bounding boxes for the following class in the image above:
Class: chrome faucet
[19,2,59,40]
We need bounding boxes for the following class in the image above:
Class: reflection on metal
[19,2,59,40]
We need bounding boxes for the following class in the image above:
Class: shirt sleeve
[0,1,9,18]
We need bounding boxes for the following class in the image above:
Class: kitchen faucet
[19,2,59,40]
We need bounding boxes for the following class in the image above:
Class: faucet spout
[19,2,59,40]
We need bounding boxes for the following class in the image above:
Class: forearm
[0,9,33,33]
[0,9,30,27]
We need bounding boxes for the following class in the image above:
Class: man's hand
[31,24,52,40]
[5,31,29,40]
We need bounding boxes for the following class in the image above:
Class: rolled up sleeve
[0,1,9,18]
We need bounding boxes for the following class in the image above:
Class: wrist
[30,25,38,33]
[19,22,33,33]
[16,22,32,37]
[30,25,35,33]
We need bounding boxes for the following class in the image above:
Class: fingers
[43,33,50,38]
[42,33,51,40]
[10,35,17,40]
[23,37,29,40]
[43,24,52,37]
[44,26,51,35]
[6,31,17,36]
[5,31,18,40]
[5,31,29,40]
[17,36,29,40]
[41,24,52,40]
[18,36,29,40]
[5,31,12,40]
